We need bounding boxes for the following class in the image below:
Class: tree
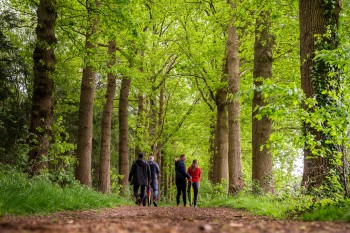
[252,8,274,193]
[98,40,117,193]
[118,75,132,190]
[300,0,342,192]
[28,0,57,176]
[134,93,145,159]
[76,0,99,186]
[213,87,229,184]
[194,1,230,185]
[0,11,31,167]
[226,1,244,195]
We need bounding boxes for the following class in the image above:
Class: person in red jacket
[187,159,201,207]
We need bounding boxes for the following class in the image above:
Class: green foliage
[1,0,349,217]
[200,179,229,201]
[199,179,349,222]
[201,189,313,219]
[0,7,32,169]
[298,0,348,197]
[200,184,348,221]
[301,199,350,222]
[110,169,129,195]
[48,116,77,185]
[199,182,349,222]
[302,15,349,195]
[0,169,131,216]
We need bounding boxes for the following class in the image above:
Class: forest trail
[1,206,350,233]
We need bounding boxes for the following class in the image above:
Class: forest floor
[1,206,350,233]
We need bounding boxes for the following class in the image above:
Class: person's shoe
[135,198,142,206]
[153,201,158,207]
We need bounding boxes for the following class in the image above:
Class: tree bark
[226,4,244,195]
[208,116,216,183]
[300,0,342,190]
[300,0,326,99]
[134,93,144,159]
[118,76,131,191]
[214,88,229,184]
[252,10,273,193]
[28,0,57,176]
[135,48,145,159]
[157,82,165,200]
[149,95,157,157]
[75,1,99,186]
[163,159,169,201]
[98,40,117,193]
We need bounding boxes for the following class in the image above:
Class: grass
[200,190,350,222]
[1,170,350,222]
[301,200,350,222]
[200,192,311,219]
[0,171,131,216]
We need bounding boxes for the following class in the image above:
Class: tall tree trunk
[341,146,349,197]
[118,76,131,191]
[135,48,145,159]
[208,116,216,183]
[252,10,273,193]
[28,0,57,176]
[149,95,157,157]
[157,82,165,200]
[168,161,173,202]
[98,40,116,193]
[134,93,144,159]
[214,88,229,184]
[75,1,99,186]
[226,3,244,195]
[163,159,168,201]
[300,0,342,191]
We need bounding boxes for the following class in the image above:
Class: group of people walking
[128,153,160,206]
[128,153,201,207]
[175,154,201,207]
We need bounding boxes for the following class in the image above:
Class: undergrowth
[1,169,349,222]
[198,180,350,222]
[200,191,311,219]
[0,171,131,216]
[300,199,350,222]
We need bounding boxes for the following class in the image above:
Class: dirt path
[1,206,350,233]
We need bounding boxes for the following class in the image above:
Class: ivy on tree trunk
[252,9,274,194]
[300,0,343,195]
[28,0,57,176]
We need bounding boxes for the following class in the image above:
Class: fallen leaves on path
[1,206,349,233]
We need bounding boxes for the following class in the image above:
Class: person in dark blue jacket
[128,152,151,206]
[148,156,160,206]
[175,154,192,207]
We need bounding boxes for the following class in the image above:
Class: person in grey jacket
[148,156,160,206]
[175,154,191,207]
[128,152,151,206]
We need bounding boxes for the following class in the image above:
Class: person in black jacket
[148,156,160,206]
[128,152,151,206]
[175,154,192,207]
